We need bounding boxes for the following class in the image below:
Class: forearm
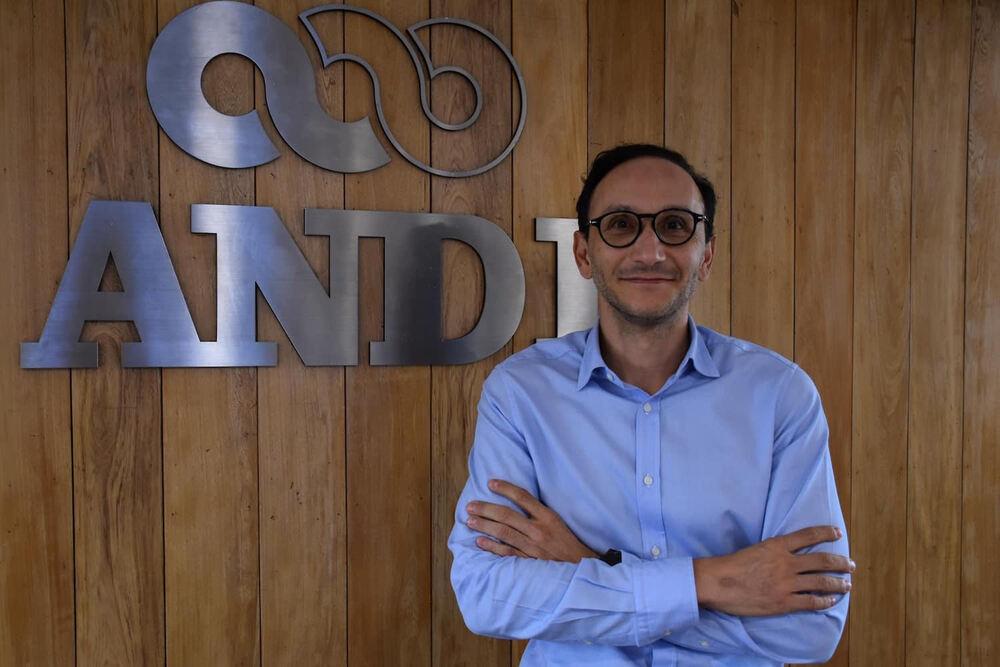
[663,596,849,663]
[450,528,700,646]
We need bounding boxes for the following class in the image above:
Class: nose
[629,220,667,263]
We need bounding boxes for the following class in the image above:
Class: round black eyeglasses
[589,208,707,248]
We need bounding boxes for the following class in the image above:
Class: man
[449,144,852,665]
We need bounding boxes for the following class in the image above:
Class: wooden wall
[1,0,997,665]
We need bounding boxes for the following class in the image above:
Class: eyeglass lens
[598,210,696,247]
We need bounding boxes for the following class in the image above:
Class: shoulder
[698,324,804,384]
[485,329,587,396]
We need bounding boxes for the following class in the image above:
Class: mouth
[620,276,676,283]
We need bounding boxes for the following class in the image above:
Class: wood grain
[851,1,914,665]
[254,2,347,664]
[666,0,732,334]
[508,5,587,659]
[511,0,587,350]
[344,2,431,664]
[794,2,856,663]
[65,0,165,663]
[158,1,260,664]
[588,0,665,155]
[908,1,971,665]
[428,3,516,665]
[731,0,795,358]
[0,0,74,664]
[963,2,1000,663]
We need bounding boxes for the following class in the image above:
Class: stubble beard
[591,263,700,331]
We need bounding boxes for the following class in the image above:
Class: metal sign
[147,1,527,177]
[21,2,597,369]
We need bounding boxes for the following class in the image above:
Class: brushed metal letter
[535,217,597,337]
[147,1,388,172]
[21,201,202,368]
[193,204,357,366]
[306,209,524,365]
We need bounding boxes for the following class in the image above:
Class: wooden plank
[158,1,259,663]
[851,1,914,665]
[730,0,795,357]
[908,1,971,665]
[64,0,165,663]
[344,2,431,664]
[588,0,665,155]
[428,4,515,666]
[509,1,587,660]
[253,2,347,664]
[0,0,74,664]
[665,0,731,334]
[794,2,856,664]
[511,0,587,349]
[963,2,1000,663]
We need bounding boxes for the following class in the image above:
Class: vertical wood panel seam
[849,0,859,655]
[427,2,435,663]
[729,1,734,333]
[904,3,917,661]
[156,4,165,666]
[254,59,263,667]
[63,0,78,663]
[792,0,797,363]
[341,14,348,667]
[959,3,976,658]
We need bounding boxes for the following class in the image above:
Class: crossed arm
[449,368,853,662]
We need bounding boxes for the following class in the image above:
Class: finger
[795,551,855,574]
[794,574,852,595]
[467,516,541,557]
[467,500,535,537]
[775,526,842,552]
[488,479,548,518]
[475,536,529,559]
[788,593,841,612]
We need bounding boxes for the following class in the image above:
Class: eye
[603,213,636,230]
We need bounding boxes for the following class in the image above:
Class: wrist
[693,556,721,608]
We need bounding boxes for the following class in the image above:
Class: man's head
[573,144,717,329]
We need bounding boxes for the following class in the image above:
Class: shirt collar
[575,314,720,391]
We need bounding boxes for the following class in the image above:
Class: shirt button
[664,630,672,637]
[650,545,661,558]
[643,474,654,486]
[643,402,652,413]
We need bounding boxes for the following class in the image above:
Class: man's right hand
[693,526,854,616]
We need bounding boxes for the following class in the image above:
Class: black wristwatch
[598,548,622,566]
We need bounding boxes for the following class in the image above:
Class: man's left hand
[466,479,598,563]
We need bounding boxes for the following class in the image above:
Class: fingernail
[849,560,857,571]
[846,582,852,591]
[466,502,477,513]
[834,527,842,539]
[488,479,498,490]
[467,517,477,527]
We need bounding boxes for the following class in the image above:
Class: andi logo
[147,1,527,177]
[21,2,594,370]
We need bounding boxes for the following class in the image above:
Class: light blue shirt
[449,317,850,666]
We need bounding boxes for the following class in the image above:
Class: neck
[597,305,691,395]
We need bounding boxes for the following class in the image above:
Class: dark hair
[575,144,717,240]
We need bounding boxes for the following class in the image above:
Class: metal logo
[20,3,598,370]
[146,1,527,177]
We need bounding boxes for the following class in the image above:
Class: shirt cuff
[625,551,700,646]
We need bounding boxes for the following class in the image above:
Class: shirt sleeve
[448,368,701,646]
[663,364,851,664]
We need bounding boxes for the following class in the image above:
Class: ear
[573,230,593,279]
[697,235,716,281]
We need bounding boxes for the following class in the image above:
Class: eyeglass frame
[588,208,709,248]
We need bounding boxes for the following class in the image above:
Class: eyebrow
[593,203,705,217]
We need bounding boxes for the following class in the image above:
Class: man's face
[573,156,715,328]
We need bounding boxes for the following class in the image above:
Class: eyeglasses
[589,208,707,248]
